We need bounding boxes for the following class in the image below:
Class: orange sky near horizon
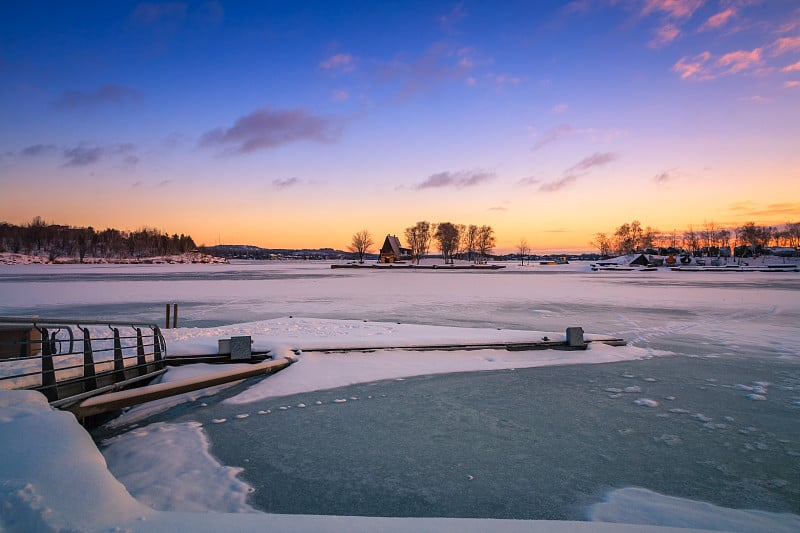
[1,2,798,254]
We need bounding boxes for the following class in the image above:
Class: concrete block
[230,335,252,360]
[218,338,231,354]
[566,327,585,347]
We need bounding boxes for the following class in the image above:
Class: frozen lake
[1,261,798,361]
[2,260,799,527]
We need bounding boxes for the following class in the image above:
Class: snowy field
[1,260,799,532]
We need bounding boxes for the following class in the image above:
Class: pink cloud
[551,103,569,113]
[700,8,736,31]
[642,0,703,19]
[332,89,349,101]
[785,81,800,88]
[783,60,800,72]
[320,53,354,72]
[717,48,762,74]
[672,51,713,79]
[770,36,800,56]
[649,23,681,47]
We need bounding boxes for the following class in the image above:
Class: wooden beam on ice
[68,356,295,419]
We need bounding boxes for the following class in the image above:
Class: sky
[1,1,799,253]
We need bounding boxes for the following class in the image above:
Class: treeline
[350,222,497,264]
[591,220,800,257]
[405,221,496,264]
[0,216,197,262]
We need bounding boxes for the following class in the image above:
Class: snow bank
[157,317,657,405]
[590,487,800,532]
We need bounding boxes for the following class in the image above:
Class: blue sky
[1,1,798,251]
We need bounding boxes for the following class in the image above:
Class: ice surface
[1,261,799,530]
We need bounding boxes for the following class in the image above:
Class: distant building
[379,235,411,263]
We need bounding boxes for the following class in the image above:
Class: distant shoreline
[0,251,228,266]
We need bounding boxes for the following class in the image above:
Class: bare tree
[465,225,479,262]
[517,238,530,266]
[591,232,612,257]
[405,221,432,264]
[434,222,460,264]
[613,220,643,255]
[683,225,699,253]
[348,229,374,263]
[476,225,495,263]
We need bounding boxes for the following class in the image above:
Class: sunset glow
[1,1,798,253]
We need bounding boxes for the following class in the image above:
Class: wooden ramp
[67,356,295,419]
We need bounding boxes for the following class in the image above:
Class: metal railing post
[136,327,147,376]
[111,327,125,381]
[38,326,57,401]
[80,326,98,392]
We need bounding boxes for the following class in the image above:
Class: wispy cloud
[413,169,496,190]
[673,47,766,80]
[718,48,763,74]
[332,89,349,101]
[642,0,703,20]
[272,177,302,190]
[531,124,574,152]
[537,152,617,193]
[488,206,507,212]
[783,60,800,72]
[673,51,713,79]
[383,42,476,99]
[699,8,736,31]
[320,53,354,73]
[20,144,58,157]
[770,36,800,56]
[740,95,769,103]
[200,106,342,154]
[51,84,142,110]
[729,201,800,217]
[551,103,569,113]
[785,80,800,88]
[440,3,467,31]
[653,168,678,184]
[518,176,541,186]
[539,175,578,193]
[566,152,617,174]
[62,143,137,167]
[649,23,680,47]
[490,73,521,91]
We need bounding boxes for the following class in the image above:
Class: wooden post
[165,304,171,329]
[172,303,178,329]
